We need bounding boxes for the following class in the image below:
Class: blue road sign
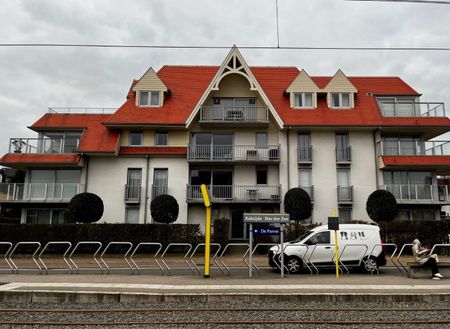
[253,227,280,236]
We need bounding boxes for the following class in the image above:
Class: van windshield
[291,231,313,243]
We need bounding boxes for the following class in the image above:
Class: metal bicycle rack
[0,242,14,272]
[9,242,42,274]
[368,243,399,274]
[38,241,72,274]
[99,242,134,274]
[242,243,276,274]
[159,243,194,275]
[217,243,250,275]
[307,244,338,275]
[68,241,103,274]
[189,243,222,274]
[430,243,450,255]
[396,243,413,274]
[129,242,164,275]
[282,244,313,275]
[332,244,369,275]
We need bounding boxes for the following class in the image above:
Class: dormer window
[139,91,160,107]
[331,93,351,108]
[294,93,314,108]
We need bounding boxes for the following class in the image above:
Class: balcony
[298,146,312,163]
[0,183,84,203]
[152,185,168,200]
[187,145,280,163]
[186,185,281,203]
[377,140,450,156]
[124,185,141,203]
[378,101,446,117]
[299,185,314,201]
[379,184,450,204]
[337,186,353,203]
[199,106,269,126]
[8,137,80,154]
[336,146,351,163]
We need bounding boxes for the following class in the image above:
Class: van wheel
[285,256,302,274]
[362,257,378,274]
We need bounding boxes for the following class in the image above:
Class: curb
[1,290,450,303]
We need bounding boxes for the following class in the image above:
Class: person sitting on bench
[412,239,443,280]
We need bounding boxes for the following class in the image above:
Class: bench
[407,261,450,279]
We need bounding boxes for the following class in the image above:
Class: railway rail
[0,306,448,326]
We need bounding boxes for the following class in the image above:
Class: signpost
[200,184,211,278]
[328,212,340,279]
[244,213,290,278]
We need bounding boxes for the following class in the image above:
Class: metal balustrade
[124,185,141,203]
[151,185,168,199]
[199,106,269,123]
[298,146,312,162]
[379,184,450,202]
[0,183,84,202]
[379,101,445,117]
[337,186,353,203]
[376,139,450,156]
[188,145,280,162]
[9,137,80,154]
[336,146,351,162]
[299,186,314,201]
[186,185,281,202]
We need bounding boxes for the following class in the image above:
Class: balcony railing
[299,185,314,201]
[379,101,446,117]
[298,146,312,162]
[337,186,353,203]
[199,106,269,123]
[188,145,280,162]
[152,185,168,199]
[377,140,450,156]
[336,146,352,162]
[186,185,281,202]
[379,184,450,202]
[8,137,80,154]
[0,183,84,202]
[124,185,141,203]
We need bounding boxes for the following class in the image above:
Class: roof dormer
[286,70,320,109]
[323,70,358,109]
[132,67,168,108]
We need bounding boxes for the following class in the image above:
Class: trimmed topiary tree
[68,192,104,223]
[150,194,179,224]
[366,189,398,223]
[284,188,312,236]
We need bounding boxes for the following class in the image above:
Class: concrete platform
[0,269,449,304]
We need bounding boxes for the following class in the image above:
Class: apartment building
[1,47,449,238]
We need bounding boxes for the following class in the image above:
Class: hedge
[0,224,203,249]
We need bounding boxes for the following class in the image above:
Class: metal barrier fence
[0,241,447,277]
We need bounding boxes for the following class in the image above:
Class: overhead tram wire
[0,43,450,51]
[345,0,450,4]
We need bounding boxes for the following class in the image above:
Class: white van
[268,224,386,274]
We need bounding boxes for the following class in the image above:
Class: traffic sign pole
[249,223,253,278]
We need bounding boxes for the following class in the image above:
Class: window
[26,209,69,224]
[256,133,268,147]
[30,169,81,199]
[298,168,312,187]
[298,133,312,161]
[336,133,351,162]
[129,132,143,146]
[331,93,351,108]
[155,132,168,146]
[153,169,168,198]
[339,207,352,223]
[337,168,350,187]
[256,166,268,185]
[305,231,330,245]
[294,93,313,108]
[139,91,160,107]
[126,169,142,200]
[125,207,140,224]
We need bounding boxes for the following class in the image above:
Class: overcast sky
[1,0,449,154]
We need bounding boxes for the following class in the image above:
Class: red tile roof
[105,66,219,126]
[31,114,118,153]
[0,154,81,166]
[119,147,187,156]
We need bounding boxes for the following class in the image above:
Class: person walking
[412,239,443,280]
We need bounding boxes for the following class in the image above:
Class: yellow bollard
[200,184,211,278]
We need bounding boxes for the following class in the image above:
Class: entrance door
[231,205,251,239]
